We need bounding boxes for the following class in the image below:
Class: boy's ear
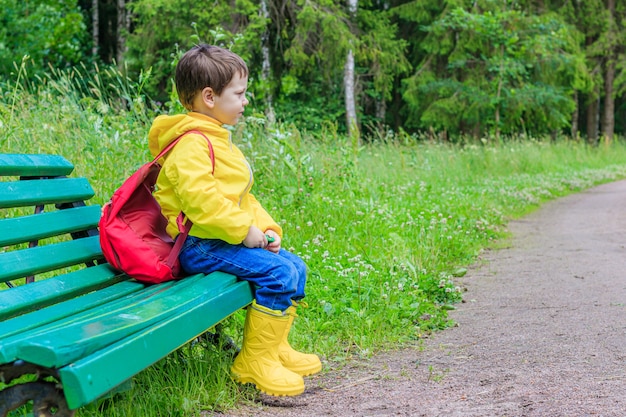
[201,87,215,108]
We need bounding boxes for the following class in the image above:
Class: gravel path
[223,179,626,417]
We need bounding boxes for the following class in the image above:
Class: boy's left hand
[265,230,281,253]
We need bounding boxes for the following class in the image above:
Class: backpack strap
[160,130,215,268]
[152,130,215,173]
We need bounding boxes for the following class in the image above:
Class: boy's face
[208,72,249,126]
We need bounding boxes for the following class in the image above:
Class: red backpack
[98,130,214,284]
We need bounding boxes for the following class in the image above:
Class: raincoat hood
[149,113,229,157]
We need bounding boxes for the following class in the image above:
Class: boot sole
[233,373,305,397]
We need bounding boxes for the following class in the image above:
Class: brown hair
[175,44,249,110]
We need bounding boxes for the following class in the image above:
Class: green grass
[2,64,626,416]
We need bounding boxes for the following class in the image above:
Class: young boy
[147,44,321,397]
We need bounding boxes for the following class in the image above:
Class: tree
[358,3,411,135]
[402,1,587,139]
[388,0,447,133]
[259,0,275,122]
[124,0,265,102]
[596,0,626,143]
[284,0,409,135]
[613,0,626,136]
[559,0,607,143]
[92,0,99,57]
[116,0,129,65]
[0,0,87,77]
[345,0,359,140]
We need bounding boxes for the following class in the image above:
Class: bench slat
[4,279,179,357]
[16,272,244,368]
[0,154,74,177]
[0,263,126,322]
[0,205,101,246]
[0,279,145,364]
[0,177,94,209]
[0,236,103,283]
[58,277,254,409]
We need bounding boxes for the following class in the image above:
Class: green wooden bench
[0,154,254,417]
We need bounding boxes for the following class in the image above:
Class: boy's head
[176,44,249,111]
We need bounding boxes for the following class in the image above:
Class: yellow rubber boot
[279,303,322,376]
[231,301,304,396]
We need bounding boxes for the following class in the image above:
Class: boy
[147,44,321,397]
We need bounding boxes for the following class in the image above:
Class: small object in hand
[266,235,275,243]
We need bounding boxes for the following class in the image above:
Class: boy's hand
[243,226,268,249]
[265,229,281,253]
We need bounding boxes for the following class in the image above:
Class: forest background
[1,0,626,143]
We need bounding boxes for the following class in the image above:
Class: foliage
[273,72,347,133]
[558,0,610,102]
[123,0,411,134]
[402,1,587,138]
[0,0,87,78]
[357,7,412,102]
[4,0,626,139]
[612,0,626,97]
[124,0,265,104]
[279,0,410,131]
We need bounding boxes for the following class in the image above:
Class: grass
[2,63,626,416]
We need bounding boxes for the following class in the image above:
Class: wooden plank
[2,279,177,347]
[0,278,163,343]
[0,205,101,246]
[0,279,145,364]
[58,277,254,409]
[0,154,74,177]
[0,263,127,321]
[0,177,94,209]
[0,236,103,283]
[16,272,246,368]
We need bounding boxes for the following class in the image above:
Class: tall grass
[2,64,626,416]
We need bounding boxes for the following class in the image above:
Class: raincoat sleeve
[249,193,283,238]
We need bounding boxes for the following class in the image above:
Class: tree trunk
[375,99,386,125]
[344,0,359,141]
[571,91,579,140]
[344,48,358,139]
[602,0,616,144]
[586,96,599,145]
[260,0,275,123]
[116,0,127,66]
[603,60,616,143]
[494,44,504,141]
[92,0,99,57]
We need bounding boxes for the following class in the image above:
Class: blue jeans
[179,236,307,312]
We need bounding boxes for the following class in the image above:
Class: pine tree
[402,0,586,139]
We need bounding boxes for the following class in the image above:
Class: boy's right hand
[243,225,268,249]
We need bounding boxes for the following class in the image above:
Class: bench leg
[0,362,74,417]
[193,324,241,354]
[0,381,74,417]
[196,331,240,354]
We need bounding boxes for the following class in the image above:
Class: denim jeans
[179,235,307,312]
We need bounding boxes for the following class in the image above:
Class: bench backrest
[0,154,122,320]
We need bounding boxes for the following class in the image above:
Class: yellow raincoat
[148,112,282,244]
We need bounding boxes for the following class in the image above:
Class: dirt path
[225,180,626,417]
